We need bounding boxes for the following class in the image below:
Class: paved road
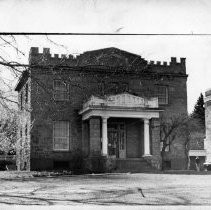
[0,172,210,205]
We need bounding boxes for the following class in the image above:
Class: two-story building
[15,47,188,172]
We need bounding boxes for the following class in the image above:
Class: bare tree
[158,113,205,170]
[0,108,18,155]
[158,114,189,170]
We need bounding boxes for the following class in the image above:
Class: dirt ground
[0,171,211,206]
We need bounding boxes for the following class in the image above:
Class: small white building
[204,89,211,169]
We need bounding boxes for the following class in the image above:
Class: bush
[0,160,13,170]
[84,156,116,173]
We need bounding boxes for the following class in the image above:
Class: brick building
[15,47,188,172]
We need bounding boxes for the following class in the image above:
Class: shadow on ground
[0,186,195,206]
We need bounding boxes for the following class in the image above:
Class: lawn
[0,171,210,206]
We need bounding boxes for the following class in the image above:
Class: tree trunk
[161,150,165,170]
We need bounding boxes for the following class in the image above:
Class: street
[0,172,210,205]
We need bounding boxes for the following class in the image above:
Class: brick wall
[151,119,161,157]
[89,118,101,156]
[126,119,143,158]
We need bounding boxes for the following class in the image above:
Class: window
[53,121,69,151]
[155,85,168,105]
[53,80,69,101]
[107,82,129,94]
[121,82,129,92]
[160,138,170,152]
[109,82,119,94]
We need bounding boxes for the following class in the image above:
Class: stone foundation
[84,156,117,173]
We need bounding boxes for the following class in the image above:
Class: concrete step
[114,158,157,173]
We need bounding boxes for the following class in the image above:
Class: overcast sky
[0,0,211,113]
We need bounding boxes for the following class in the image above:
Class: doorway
[108,122,126,158]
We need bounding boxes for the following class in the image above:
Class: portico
[79,93,161,159]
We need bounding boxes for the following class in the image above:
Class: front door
[108,122,126,158]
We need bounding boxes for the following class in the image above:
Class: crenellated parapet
[29,47,186,74]
[147,57,186,74]
[29,47,77,66]
[148,57,186,67]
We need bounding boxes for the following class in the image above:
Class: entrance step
[114,158,158,173]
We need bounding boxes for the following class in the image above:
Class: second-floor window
[106,82,129,95]
[155,85,168,105]
[53,80,69,101]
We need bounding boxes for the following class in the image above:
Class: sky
[0,0,211,113]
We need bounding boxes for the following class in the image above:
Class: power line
[0,32,211,36]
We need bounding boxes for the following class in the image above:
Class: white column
[143,118,151,156]
[102,117,108,156]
